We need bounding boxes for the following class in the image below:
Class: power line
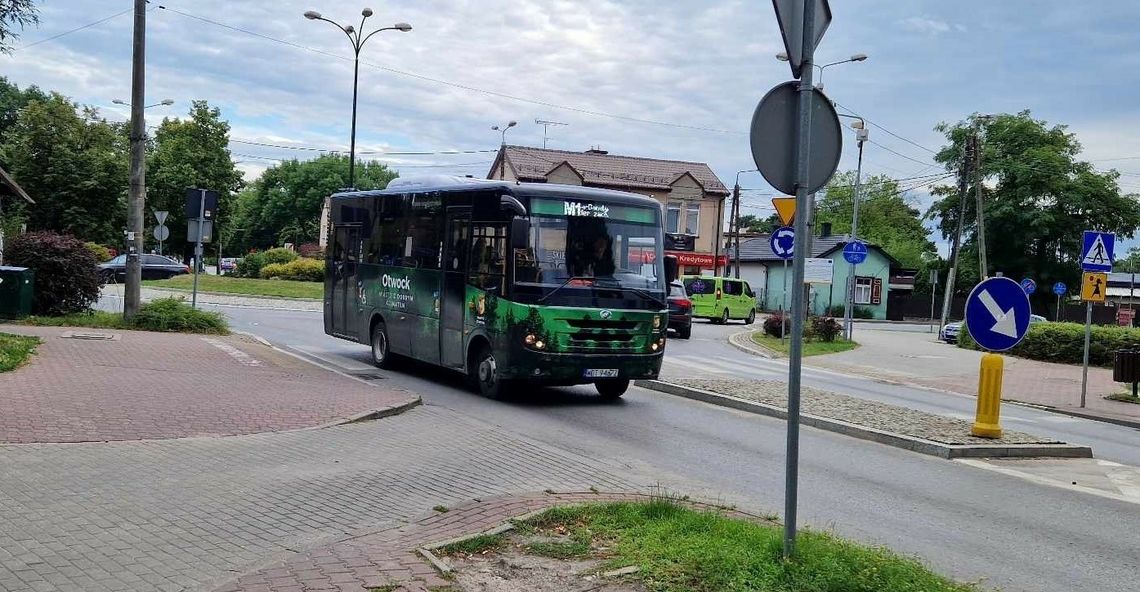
[153,4,741,135]
[867,140,940,168]
[12,6,136,51]
[833,100,939,155]
[227,137,498,155]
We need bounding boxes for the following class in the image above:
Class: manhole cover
[60,331,120,341]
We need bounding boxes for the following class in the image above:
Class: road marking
[957,459,1140,506]
[288,345,376,372]
[201,337,262,367]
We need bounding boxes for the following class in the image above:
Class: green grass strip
[0,332,40,373]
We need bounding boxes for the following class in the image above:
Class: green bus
[324,177,677,399]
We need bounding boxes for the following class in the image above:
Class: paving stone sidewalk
[0,324,416,442]
[101,284,323,311]
[669,377,1059,446]
[212,491,767,592]
[0,406,658,592]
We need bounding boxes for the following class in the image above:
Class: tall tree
[0,0,38,53]
[926,111,1140,298]
[0,77,47,137]
[815,171,937,269]
[736,213,781,234]
[230,154,396,252]
[146,100,244,257]
[0,93,128,243]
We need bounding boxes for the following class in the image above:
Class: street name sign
[965,276,1031,352]
[842,240,868,264]
[770,226,795,260]
[1081,230,1115,272]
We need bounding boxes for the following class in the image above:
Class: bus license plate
[584,368,620,378]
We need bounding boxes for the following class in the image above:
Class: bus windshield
[514,197,664,294]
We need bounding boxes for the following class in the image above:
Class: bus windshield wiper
[536,276,600,303]
[618,286,666,309]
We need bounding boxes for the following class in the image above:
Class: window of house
[684,202,700,235]
[666,203,682,234]
[854,276,872,305]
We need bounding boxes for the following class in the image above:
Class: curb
[724,330,1140,431]
[636,379,1093,459]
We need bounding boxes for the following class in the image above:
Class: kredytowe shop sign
[626,250,728,268]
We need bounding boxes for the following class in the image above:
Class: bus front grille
[565,319,639,330]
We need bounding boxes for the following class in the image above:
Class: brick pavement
[0,324,417,443]
[209,491,769,592]
[0,406,665,592]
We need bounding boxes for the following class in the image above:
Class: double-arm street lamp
[837,115,868,341]
[113,98,174,109]
[776,52,867,90]
[304,8,411,189]
[491,121,517,178]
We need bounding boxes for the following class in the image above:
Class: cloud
[898,16,952,35]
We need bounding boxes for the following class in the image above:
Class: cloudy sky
[5,0,1140,250]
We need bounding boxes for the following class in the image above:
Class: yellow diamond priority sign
[1082,272,1107,303]
[772,197,797,226]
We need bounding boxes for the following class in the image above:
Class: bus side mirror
[511,217,530,250]
[664,255,679,284]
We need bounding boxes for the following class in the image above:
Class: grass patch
[522,501,980,592]
[525,539,591,559]
[752,332,858,357]
[432,505,449,513]
[20,298,228,335]
[144,274,324,300]
[435,533,506,556]
[0,333,40,373]
[1106,392,1140,404]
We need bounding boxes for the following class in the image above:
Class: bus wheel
[473,345,510,399]
[370,321,394,369]
[596,379,629,400]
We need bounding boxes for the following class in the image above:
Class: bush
[825,304,874,319]
[763,312,787,338]
[131,297,228,334]
[812,316,843,342]
[6,231,101,316]
[235,247,298,278]
[84,242,112,262]
[259,258,325,282]
[958,321,1140,368]
[827,304,845,317]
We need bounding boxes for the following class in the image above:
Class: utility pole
[732,182,742,278]
[124,0,147,319]
[939,139,972,330]
[973,132,988,280]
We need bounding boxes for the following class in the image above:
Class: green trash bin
[0,266,34,319]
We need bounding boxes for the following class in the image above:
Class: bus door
[441,209,470,369]
[330,225,360,339]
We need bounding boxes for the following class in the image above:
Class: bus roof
[330,177,663,209]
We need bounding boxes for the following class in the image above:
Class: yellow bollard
[972,353,1004,438]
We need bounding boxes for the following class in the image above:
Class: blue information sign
[1020,278,1036,295]
[1052,282,1067,296]
[770,226,795,260]
[965,277,1032,352]
[842,240,868,264]
[1081,230,1115,272]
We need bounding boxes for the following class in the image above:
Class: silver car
[940,314,1046,343]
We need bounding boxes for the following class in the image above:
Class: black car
[667,280,693,339]
[99,254,191,283]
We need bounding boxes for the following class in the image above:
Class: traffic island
[638,378,1092,459]
[212,492,986,592]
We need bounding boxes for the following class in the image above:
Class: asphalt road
[203,302,1139,592]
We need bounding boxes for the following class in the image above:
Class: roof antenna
[535,119,568,149]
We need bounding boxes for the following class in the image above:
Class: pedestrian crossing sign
[1082,272,1107,303]
[1081,230,1115,272]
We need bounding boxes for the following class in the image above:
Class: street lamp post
[304,8,411,189]
[776,52,867,90]
[837,117,867,341]
[491,121,517,179]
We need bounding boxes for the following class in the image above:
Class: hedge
[260,258,324,282]
[235,247,298,278]
[959,321,1140,367]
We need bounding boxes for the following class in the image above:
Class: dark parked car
[99,254,191,283]
[667,280,693,339]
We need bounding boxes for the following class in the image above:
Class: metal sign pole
[1081,301,1092,407]
[192,189,205,309]
[783,0,817,559]
[782,259,789,343]
[929,274,938,333]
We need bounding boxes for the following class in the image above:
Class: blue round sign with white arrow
[843,240,868,264]
[965,276,1032,352]
[770,226,795,260]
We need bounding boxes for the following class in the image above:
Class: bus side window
[469,224,506,294]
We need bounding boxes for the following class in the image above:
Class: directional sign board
[771,197,796,226]
[771,0,832,79]
[843,240,868,264]
[804,258,833,284]
[965,276,1032,352]
[750,81,842,195]
[1020,278,1036,295]
[770,226,795,260]
[1081,230,1115,272]
[1082,272,1107,303]
[1053,281,1067,296]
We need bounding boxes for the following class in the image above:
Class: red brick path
[212,491,768,592]
[0,325,418,443]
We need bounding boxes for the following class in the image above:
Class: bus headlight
[651,342,659,351]
[653,315,662,329]
[534,340,545,350]
[524,334,537,346]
